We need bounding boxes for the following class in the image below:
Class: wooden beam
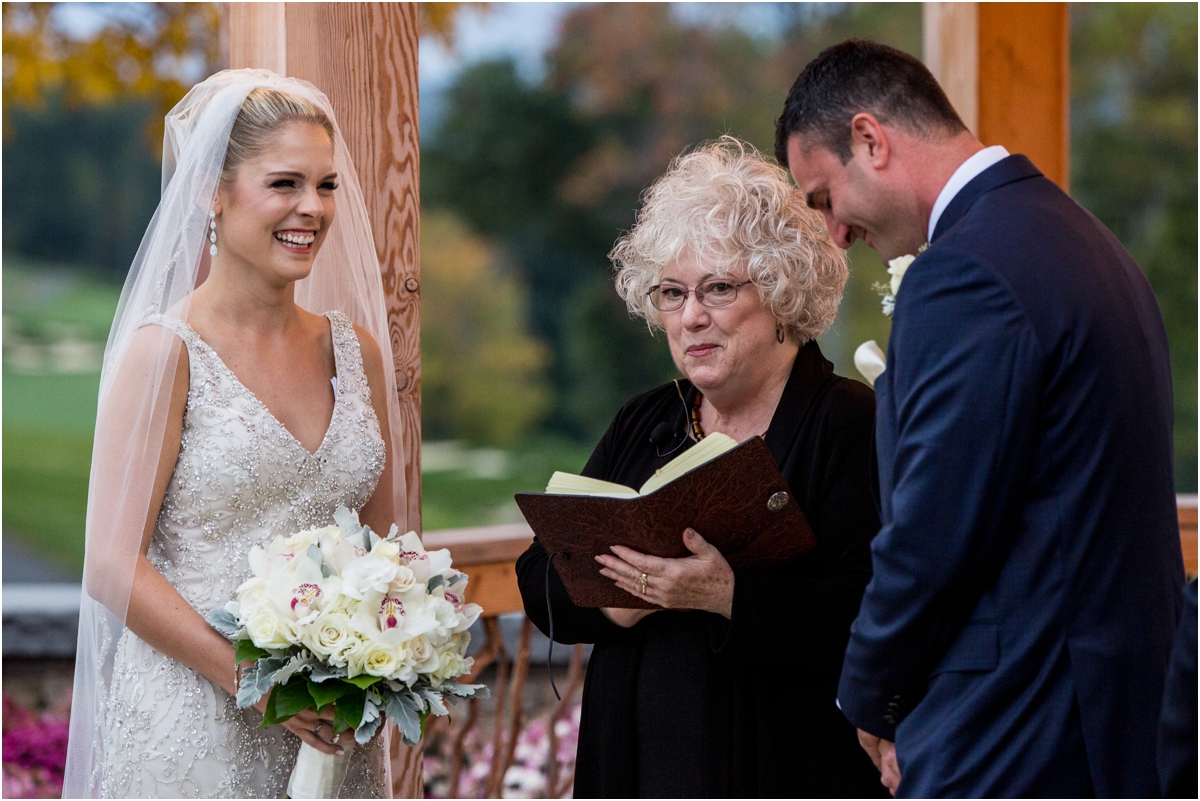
[924,2,1070,190]
[283,3,424,534]
[923,2,979,133]
[226,3,285,75]
[226,5,423,795]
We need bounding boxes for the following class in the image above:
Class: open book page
[637,433,737,495]
[544,473,640,498]
[543,432,739,498]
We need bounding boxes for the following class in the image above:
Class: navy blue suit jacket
[837,155,1185,797]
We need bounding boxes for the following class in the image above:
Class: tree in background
[1071,3,1197,491]
[422,3,922,440]
[420,210,553,447]
[2,3,220,145]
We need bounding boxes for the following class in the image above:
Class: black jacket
[516,342,885,798]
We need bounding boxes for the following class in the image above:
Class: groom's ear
[849,113,890,170]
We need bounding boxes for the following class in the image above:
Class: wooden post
[923,2,1070,190]
[226,3,423,795]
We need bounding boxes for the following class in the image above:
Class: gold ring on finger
[639,572,648,595]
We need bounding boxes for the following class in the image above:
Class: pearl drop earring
[209,210,218,257]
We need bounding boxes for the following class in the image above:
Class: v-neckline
[180,313,343,460]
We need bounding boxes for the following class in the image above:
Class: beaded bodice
[100,311,389,799]
[145,311,385,611]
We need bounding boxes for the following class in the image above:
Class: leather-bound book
[515,435,815,609]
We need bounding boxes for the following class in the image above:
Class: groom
[776,40,1185,797]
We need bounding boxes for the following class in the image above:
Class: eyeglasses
[647,279,752,312]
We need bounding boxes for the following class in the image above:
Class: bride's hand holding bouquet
[207,507,486,798]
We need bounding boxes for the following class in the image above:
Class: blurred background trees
[3,2,1196,569]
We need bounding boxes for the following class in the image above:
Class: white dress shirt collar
[927,145,1010,241]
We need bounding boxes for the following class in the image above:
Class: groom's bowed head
[775,39,981,263]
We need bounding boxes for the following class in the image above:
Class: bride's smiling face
[213,121,337,286]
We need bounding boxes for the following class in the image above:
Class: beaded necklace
[691,391,705,440]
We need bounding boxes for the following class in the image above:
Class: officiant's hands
[596,528,735,618]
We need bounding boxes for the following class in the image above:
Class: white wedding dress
[99,311,390,798]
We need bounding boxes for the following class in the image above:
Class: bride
[63,70,409,798]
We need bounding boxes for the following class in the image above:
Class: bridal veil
[63,69,409,797]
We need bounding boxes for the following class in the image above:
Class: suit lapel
[932,155,1043,242]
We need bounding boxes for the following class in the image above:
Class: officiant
[516,137,885,798]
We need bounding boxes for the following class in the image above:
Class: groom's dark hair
[775,39,966,166]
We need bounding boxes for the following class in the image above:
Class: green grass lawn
[3,371,101,576]
[420,438,594,531]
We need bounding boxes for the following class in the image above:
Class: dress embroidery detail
[100,311,387,798]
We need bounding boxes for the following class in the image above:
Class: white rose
[887,254,915,298]
[304,611,356,664]
[347,637,407,679]
[389,565,417,595]
[431,643,469,686]
[370,539,400,562]
[283,525,334,553]
[412,635,442,676]
[244,603,295,650]
[408,634,433,665]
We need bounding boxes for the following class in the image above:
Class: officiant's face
[785,133,914,263]
[660,250,781,396]
[214,121,337,287]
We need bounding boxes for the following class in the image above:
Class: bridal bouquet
[206,507,486,798]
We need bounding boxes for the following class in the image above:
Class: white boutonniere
[874,243,928,316]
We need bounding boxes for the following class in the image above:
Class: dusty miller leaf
[236,656,288,709]
[206,607,241,638]
[383,691,422,746]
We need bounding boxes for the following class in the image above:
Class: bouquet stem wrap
[287,741,354,799]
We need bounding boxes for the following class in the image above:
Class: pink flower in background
[424,703,581,799]
[2,695,70,799]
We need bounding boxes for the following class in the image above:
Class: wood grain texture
[227,3,286,73]
[423,523,534,565]
[978,2,1070,190]
[457,560,527,616]
[923,2,979,133]
[284,9,423,792]
[284,3,423,535]
[1179,496,1197,577]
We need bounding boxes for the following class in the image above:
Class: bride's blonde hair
[221,87,335,183]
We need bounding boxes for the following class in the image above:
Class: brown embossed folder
[514,436,816,609]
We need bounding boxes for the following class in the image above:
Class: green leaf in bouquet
[334,685,366,731]
[238,656,288,709]
[272,653,316,686]
[206,607,241,638]
[344,674,382,690]
[426,574,445,594]
[270,678,316,724]
[334,506,360,537]
[320,563,334,579]
[441,682,489,700]
[414,685,448,716]
[306,543,323,565]
[235,640,271,664]
[307,678,349,711]
[354,697,383,745]
[310,662,346,683]
[261,682,281,727]
[383,691,422,746]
